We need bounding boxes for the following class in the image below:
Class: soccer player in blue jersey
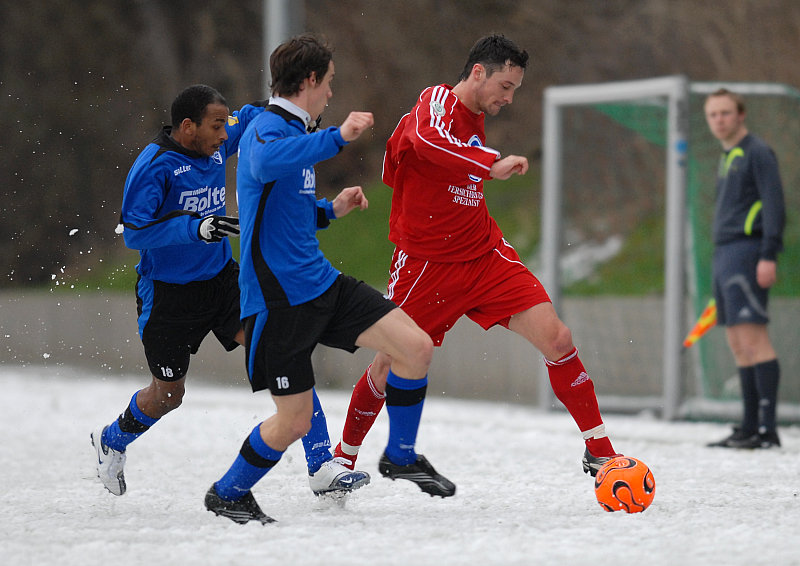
[91,84,369,498]
[203,34,439,525]
[704,89,786,449]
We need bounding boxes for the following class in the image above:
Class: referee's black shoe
[204,484,275,525]
[707,426,760,448]
[378,452,456,498]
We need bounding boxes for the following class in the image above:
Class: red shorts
[386,239,551,346]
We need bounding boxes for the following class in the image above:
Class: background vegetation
[3,0,800,294]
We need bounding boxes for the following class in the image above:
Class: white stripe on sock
[582,424,607,440]
[339,441,360,456]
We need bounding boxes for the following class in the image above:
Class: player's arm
[756,259,777,289]
[752,145,786,262]
[313,187,368,230]
[221,103,267,156]
[408,88,500,178]
[120,168,206,250]
[489,155,529,179]
[331,186,368,217]
[245,122,346,183]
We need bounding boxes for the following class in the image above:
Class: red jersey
[383,84,504,262]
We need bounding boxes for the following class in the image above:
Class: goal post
[539,76,800,423]
[540,76,689,420]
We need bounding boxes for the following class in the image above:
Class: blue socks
[302,389,333,474]
[103,391,159,452]
[215,425,284,501]
[384,371,427,466]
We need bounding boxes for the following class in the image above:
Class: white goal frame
[539,76,689,420]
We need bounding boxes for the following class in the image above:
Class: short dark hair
[270,33,333,97]
[170,84,228,129]
[706,88,746,114]
[458,34,529,82]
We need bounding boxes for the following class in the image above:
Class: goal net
[539,77,800,422]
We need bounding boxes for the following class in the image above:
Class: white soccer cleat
[91,426,127,496]
[308,458,370,496]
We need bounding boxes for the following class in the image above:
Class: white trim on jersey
[413,86,497,173]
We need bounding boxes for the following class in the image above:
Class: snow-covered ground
[1,365,798,566]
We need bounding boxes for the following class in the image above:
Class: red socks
[334,351,616,465]
[334,365,386,469]
[545,348,616,457]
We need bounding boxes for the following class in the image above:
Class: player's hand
[332,186,369,218]
[490,155,529,180]
[756,259,777,288]
[198,215,240,243]
[339,112,374,142]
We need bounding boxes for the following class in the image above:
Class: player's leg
[356,308,454,497]
[304,387,372,496]
[209,260,360,483]
[206,390,313,525]
[508,303,618,474]
[725,323,780,447]
[206,307,316,524]
[467,242,618,475]
[355,307,431,460]
[336,253,457,477]
[333,355,390,469]
[91,278,197,495]
[709,241,780,448]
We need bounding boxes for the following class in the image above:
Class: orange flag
[683,298,717,348]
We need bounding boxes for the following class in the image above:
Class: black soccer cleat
[378,452,456,498]
[707,426,760,449]
[582,447,622,477]
[758,429,781,448]
[204,484,275,525]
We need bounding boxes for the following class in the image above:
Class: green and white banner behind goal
[540,76,800,422]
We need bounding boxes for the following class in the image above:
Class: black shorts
[243,274,396,395]
[712,239,770,326]
[138,260,241,381]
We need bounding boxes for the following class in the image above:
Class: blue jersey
[237,104,348,317]
[120,104,264,283]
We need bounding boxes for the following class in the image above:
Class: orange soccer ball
[594,456,655,513]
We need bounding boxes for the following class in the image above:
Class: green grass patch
[63,169,799,298]
[565,214,665,296]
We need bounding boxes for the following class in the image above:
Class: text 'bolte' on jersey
[120,104,264,284]
[383,84,503,262]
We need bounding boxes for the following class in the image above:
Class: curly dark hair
[170,84,228,129]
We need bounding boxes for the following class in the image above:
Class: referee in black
[703,88,785,449]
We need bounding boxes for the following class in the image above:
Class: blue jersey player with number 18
[91,84,368,500]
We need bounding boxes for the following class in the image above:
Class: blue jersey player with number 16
[203,34,437,525]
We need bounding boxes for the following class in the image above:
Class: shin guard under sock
[103,391,159,452]
[337,365,386,463]
[383,371,427,466]
[302,388,333,474]
[545,348,615,456]
[215,425,283,501]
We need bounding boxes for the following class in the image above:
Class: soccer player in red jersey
[334,35,621,493]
